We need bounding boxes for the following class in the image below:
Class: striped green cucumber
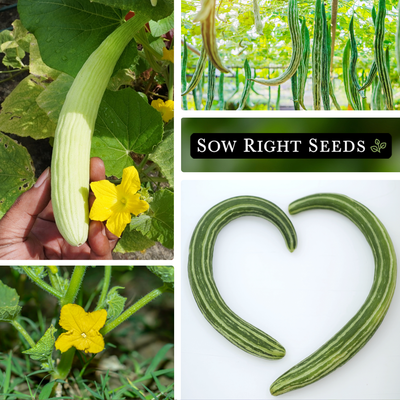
[51,14,148,247]
[276,85,281,110]
[343,40,362,110]
[181,45,207,96]
[298,18,310,111]
[374,0,393,110]
[218,72,225,110]
[312,0,323,110]
[188,196,297,359]
[205,59,216,110]
[291,71,300,110]
[238,59,252,110]
[194,0,230,73]
[270,193,397,396]
[182,37,188,110]
[321,3,331,110]
[349,15,366,98]
[251,0,302,86]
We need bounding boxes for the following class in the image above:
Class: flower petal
[119,166,141,195]
[90,198,113,221]
[81,309,107,333]
[90,180,118,202]
[106,211,132,237]
[126,193,150,216]
[59,304,87,331]
[55,330,82,353]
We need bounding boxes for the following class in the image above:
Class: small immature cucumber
[188,196,297,359]
[51,15,149,247]
[270,193,397,396]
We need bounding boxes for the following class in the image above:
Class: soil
[0,2,174,260]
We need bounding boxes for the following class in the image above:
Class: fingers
[88,220,114,260]
[90,157,106,182]
[0,168,51,245]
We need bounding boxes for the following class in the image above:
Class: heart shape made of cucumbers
[188,194,397,396]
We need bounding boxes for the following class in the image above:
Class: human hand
[0,157,118,260]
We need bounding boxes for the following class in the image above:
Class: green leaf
[148,127,174,187]
[23,325,56,362]
[36,73,74,124]
[92,0,174,21]
[29,37,62,80]
[114,228,155,253]
[91,88,163,178]
[130,189,173,249]
[105,287,127,321]
[0,281,22,322]
[149,12,174,36]
[147,266,174,288]
[11,266,47,279]
[18,0,125,77]
[38,381,56,400]
[0,132,35,218]
[0,75,57,139]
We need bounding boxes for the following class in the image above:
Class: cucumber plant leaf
[23,324,57,362]
[149,12,174,36]
[0,132,36,218]
[147,266,174,290]
[114,228,155,253]
[91,88,163,178]
[0,75,57,139]
[0,280,22,321]
[18,0,125,77]
[29,37,62,80]
[105,287,127,321]
[148,126,174,187]
[130,189,173,249]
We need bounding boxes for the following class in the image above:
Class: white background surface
[180,179,400,400]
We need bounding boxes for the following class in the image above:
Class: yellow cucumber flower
[55,304,107,354]
[89,166,149,237]
[162,47,174,63]
[151,99,174,122]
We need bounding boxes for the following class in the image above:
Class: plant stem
[53,348,76,380]
[138,154,149,171]
[11,320,35,348]
[0,69,28,84]
[61,266,87,306]
[101,284,169,335]
[21,267,63,299]
[95,266,112,311]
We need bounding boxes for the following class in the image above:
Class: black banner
[190,134,392,159]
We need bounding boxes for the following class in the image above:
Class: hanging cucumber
[297,18,310,111]
[205,59,216,110]
[188,196,297,359]
[374,0,393,110]
[321,3,331,110]
[270,193,397,396]
[194,0,230,73]
[182,37,189,110]
[251,0,302,86]
[312,0,323,110]
[51,14,149,247]
[343,40,362,110]
[181,45,207,96]
[238,59,252,110]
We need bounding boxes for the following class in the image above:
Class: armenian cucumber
[188,196,297,359]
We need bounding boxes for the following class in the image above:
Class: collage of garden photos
[0,0,400,399]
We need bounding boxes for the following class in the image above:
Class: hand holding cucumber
[0,157,118,260]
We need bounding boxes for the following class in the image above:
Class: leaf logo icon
[371,139,386,153]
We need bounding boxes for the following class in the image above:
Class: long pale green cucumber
[181,45,207,96]
[251,0,302,87]
[312,0,323,110]
[374,0,393,110]
[270,193,397,396]
[194,0,230,73]
[253,0,264,35]
[188,196,297,359]
[238,59,252,110]
[51,14,149,247]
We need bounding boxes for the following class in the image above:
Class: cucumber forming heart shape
[188,194,396,396]
[188,195,298,359]
[270,193,397,396]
